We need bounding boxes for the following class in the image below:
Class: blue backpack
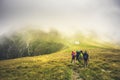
[84,53,88,59]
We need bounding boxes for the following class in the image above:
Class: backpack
[72,52,76,57]
[80,53,83,58]
[84,53,88,59]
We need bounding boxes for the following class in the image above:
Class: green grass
[0,46,120,80]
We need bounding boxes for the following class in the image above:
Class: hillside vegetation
[0,29,65,60]
[0,45,120,80]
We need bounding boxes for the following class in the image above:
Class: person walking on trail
[76,50,83,63]
[80,50,83,60]
[83,50,89,67]
[76,50,80,63]
[71,51,76,64]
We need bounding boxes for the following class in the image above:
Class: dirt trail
[72,65,83,80]
[72,70,83,80]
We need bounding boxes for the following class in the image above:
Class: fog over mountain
[0,0,120,43]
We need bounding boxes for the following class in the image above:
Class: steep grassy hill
[0,45,120,80]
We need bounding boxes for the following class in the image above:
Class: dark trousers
[84,59,88,67]
[76,56,81,63]
[71,56,75,63]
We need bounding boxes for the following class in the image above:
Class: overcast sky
[0,0,120,42]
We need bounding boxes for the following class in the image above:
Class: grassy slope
[0,45,120,80]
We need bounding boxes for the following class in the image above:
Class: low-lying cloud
[0,0,120,43]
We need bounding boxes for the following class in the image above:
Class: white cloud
[0,0,120,43]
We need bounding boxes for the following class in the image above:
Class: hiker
[80,50,83,60]
[76,50,83,63]
[71,51,76,63]
[76,50,80,63]
[83,50,89,67]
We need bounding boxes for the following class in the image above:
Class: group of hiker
[71,50,89,67]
